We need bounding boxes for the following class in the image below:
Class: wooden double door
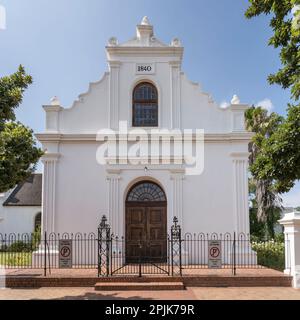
[125,202,167,263]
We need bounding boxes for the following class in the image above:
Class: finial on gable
[141,16,150,26]
[108,37,118,46]
[136,16,153,46]
[50,96,61,106]
[171,38,182,47]
[231,94,240,105]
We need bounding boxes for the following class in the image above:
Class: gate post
[44,231,47,277]
[232,231,236,276]
[279,211,300,288]
[170,217,182,276]
[98,215,111,277]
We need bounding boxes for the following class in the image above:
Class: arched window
[127,181,166,202]
[132,82,158,127]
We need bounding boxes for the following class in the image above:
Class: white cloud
[256,98,274,113]
[220,101,230,109]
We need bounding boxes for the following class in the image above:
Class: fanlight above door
[126,181,166,202]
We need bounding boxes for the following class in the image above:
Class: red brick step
[94,281,185,291]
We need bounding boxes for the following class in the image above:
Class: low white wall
[0,206,41,235]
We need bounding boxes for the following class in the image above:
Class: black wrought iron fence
[181,232,290,272]
[0,216,290,276]
[0,232,98,272]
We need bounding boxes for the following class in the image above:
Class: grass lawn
[0,252,32,267]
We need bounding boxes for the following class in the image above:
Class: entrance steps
[5,271,292,288]
[94,281,185,291]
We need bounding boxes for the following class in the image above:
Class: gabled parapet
[106,16,184,63]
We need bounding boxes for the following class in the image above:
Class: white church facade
[37,17,252,261]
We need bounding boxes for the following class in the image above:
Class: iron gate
[97,215,182,277]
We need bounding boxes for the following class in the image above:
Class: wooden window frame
[132,82,158,127]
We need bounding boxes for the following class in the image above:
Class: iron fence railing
[181,232,289,273]
[0,232,98,272]
[0,217,290,276]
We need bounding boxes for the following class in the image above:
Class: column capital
[106,169,121,180]
[170,169,185,180]
[106,174,121,180]
[41,153,60,163]
[169,61,181,68]
[108,60,122,68]
[230,152,249,160]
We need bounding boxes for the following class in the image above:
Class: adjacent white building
[0,174,42,235]
[37,17,252,261]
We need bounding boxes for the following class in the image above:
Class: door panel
[147,207,167,262]
[126,204,167,263]
[126,207,147,262]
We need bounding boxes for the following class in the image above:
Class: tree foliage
[251,104,300,192]
[0,66,43,192]
[246,107,283,227]
[245,0,300,193]
[246,0,300,100]
[0,65,33,130]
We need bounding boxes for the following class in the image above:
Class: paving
[0,287,300,300]
[3,267,292,288]
[4,267,286,277]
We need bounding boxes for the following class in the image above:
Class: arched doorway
[125,181,167,263]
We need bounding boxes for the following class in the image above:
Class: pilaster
[170,170,185,230]
[231,152,249,234]
[106,170,121,235]
[108,61,121,129]
[41,153,60,234]
[170,61,181,129]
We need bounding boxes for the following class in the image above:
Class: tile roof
[3,174,42,207]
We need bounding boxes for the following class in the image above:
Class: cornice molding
[106,46,184,59]
[36,132,254,143]
[105,164,185,172]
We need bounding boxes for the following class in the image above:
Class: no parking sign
[208,240,222,268]
[59,240,72,268]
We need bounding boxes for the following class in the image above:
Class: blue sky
[0,0,299,207]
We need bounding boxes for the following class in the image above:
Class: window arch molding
[129,78,161,127]
[126,180,167,202]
